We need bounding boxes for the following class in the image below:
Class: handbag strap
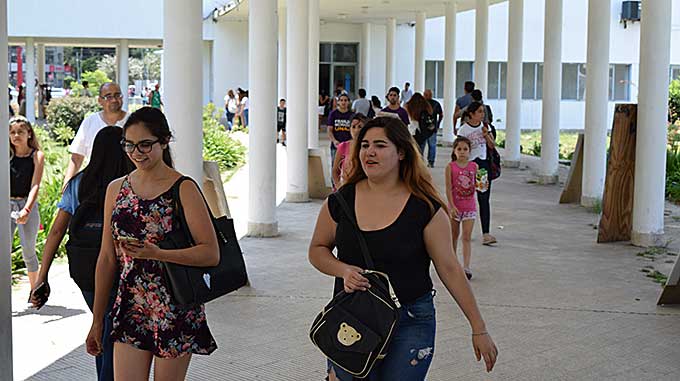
[170,176,226,246]
[334,190,375,270]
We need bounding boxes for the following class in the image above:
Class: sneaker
[428,162,435,168]
[482,234,497,246]
[282,141,286,147]
[464,268,473,280]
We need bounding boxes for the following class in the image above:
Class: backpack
[420,111,437,132]
[367,105,375,118]
[65,199,104,292]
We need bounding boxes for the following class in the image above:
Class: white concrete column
[202,41,213,105]
[163,0,203,182]
[504,0,524,167]
[248,0,279,237]
[37,43,45,84]
[414,12,426,93]
[0,0,14,378]
[37,43,45,119]
[286,0,309,202]
[581,0,611,206]
[385,17,396,91]
[25,38,35,123]
[474,0,489,95]
[632,0,672,247]
[278,6,287,102]
[538,0,562,184]
[361,22,371,91]
[308,0,320,149]
[118,39,129,110]
[441,0,457,145]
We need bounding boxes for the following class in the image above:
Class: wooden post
[559,133,584,204]
[597,104,637,243]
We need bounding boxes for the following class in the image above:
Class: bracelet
[22,207,31,214]
[471,331,488,336]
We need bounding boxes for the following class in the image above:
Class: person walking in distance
[327,93,354,165]
[277,98,287,145]
[401,81,413,105]
[445,136,477,280]
[63,83,129,187]
[309,116,498,380]
[457,102,497,246]
[224,89,239,130]
[453,81,475,135]
[9,116,45,292]
[423,89,443,167]
[352,88,372,117]
[379,87,410,126]
[149,83,163,110]
[405,92,437,161]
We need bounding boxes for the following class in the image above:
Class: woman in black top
[9,116,45,291]
[309,117,497,380]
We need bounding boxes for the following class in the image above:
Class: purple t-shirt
[381,106,410,125]
[328,109,354,143]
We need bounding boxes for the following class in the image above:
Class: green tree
[670,79,680,125]
[96,55,117,81]
[69,70,112,96]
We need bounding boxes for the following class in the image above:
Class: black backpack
[420,111,437,133]
[65,199,104,292]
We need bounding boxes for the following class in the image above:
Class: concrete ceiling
[210,0,508,23]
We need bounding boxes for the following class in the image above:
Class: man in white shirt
[351,88,371,116]
[63,82,129,186]
[400,82,413,105]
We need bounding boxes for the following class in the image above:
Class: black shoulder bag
[157,176,248,306]
[309,192,401,379]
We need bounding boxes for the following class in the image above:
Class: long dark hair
[343,117,447,214]
[9,116,40,157]
[123,107,174,168]
[77,126,134,207]
[405,92,433,121]
[461,101,484,125]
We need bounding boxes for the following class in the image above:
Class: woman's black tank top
[328,183,441,304]
[10,150,35,198]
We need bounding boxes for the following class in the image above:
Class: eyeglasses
[101,93,123,101]
[120,139,160,154]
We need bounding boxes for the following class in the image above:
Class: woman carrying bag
[309,117,498,380]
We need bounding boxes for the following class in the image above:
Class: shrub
[669,79,680,125]
[202,103,247,172]
[46,96,101,132]
[69,70,112,97]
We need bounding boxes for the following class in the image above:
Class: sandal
[482,234,497,246]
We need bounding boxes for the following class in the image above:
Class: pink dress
[449,161,478,222]
[335,141,353,185]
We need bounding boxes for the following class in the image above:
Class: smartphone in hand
[31,281,51,309]
[117,236,143,247]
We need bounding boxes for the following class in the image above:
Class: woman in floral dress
[86,107,219,380]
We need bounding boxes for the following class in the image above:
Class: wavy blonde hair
[342,116,447,214]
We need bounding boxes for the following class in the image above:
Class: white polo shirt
[69,111,129,160]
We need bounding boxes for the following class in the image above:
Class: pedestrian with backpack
[406,93,437,165]
[30,126,134,381]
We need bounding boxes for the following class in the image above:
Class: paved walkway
[12,139,680,380]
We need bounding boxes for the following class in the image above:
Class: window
[424,60,445,98]
[487,62,507,99]
[561,63,586,100]
[521,63,543,100]
[456,61,473,98]
[671,65,680,82]
[332,44,357,63]
[319,43,358,98]
[610,64,630,101]
[424,60,473,99]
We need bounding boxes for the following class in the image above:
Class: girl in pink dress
[444,136,478,280]
[332,114,368,189]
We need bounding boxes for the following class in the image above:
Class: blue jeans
[328,291,436,381]
[82,289,116,381]
[417,133,438,166]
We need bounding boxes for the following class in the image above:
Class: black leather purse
[309,192,401,379]
[157,176,248,306]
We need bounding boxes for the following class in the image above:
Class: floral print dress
[109,176,217,358]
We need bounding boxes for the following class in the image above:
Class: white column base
[537,175,558,185]
[247,222,279,238]
[286,192,310,203]
[631,230,665,248]
[440,140,453,147]
[503,160,521,168]
[580,195,600,208]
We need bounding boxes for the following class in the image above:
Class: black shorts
[277,124,286,132]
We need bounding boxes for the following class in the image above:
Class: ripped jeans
[328,291,436,381]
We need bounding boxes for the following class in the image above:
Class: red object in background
[16,46,23,87]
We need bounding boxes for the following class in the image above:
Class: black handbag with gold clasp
[309,192,400,379]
